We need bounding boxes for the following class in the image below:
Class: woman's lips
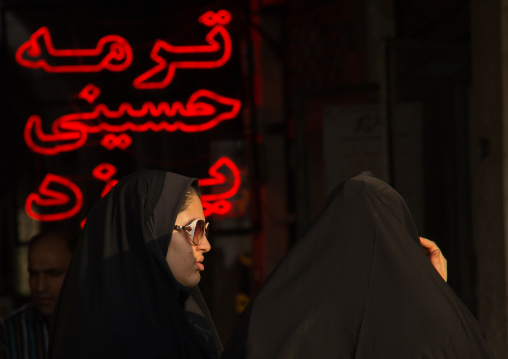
[196,262,204,271]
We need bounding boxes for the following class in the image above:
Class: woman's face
[167,193,211,287]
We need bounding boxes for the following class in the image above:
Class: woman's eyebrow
[184,218,200,226]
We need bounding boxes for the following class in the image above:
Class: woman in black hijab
[49,170,222,359]
[222,174,495,358]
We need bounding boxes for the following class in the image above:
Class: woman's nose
[199,235,211,253]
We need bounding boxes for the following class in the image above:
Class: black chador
[222,174,495,359]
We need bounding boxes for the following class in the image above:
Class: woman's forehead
[177,194,205,222]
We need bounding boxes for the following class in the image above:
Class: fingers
[419,237,448,282]
[430,249,448,282]
[419,236,439,254]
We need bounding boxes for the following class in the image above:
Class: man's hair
[29,230,77,253]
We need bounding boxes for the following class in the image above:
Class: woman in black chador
[221,174,495,358]
[49,170,222,359]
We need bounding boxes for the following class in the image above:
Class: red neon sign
[100,134,132,150]
[92,163,119,197]
[133,10,232,89]
[25,174,83,221]
[199,156,241,216]
[79,83,101,103]
[15,26,133,73]
[15,9,232,88]
[26,157,242,222]
[19,10,244,224]
[24,87,242,155]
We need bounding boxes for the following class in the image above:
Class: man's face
[28,236,72,317]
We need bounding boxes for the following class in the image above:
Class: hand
[419,237,447,282]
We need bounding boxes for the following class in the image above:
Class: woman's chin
[178,273,201,288]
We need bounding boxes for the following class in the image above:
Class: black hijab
[221,174,495,358]
[49,170,222,359]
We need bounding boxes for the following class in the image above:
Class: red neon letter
[199,157,241,216]
[133,10,232,89]
[92,163,119,197]
[25,174,83,221]
[15,27,133,73]
[25,89,241,155]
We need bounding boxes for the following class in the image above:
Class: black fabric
[49,170,222,359]
[221,174,495,359]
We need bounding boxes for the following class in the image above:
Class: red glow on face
[199,157,241,216]
[25,174,83,221]
[133,10,232,89]
[24,88,241,155]
[15,27,133,73]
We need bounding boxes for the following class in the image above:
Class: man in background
[0,230,75,359]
